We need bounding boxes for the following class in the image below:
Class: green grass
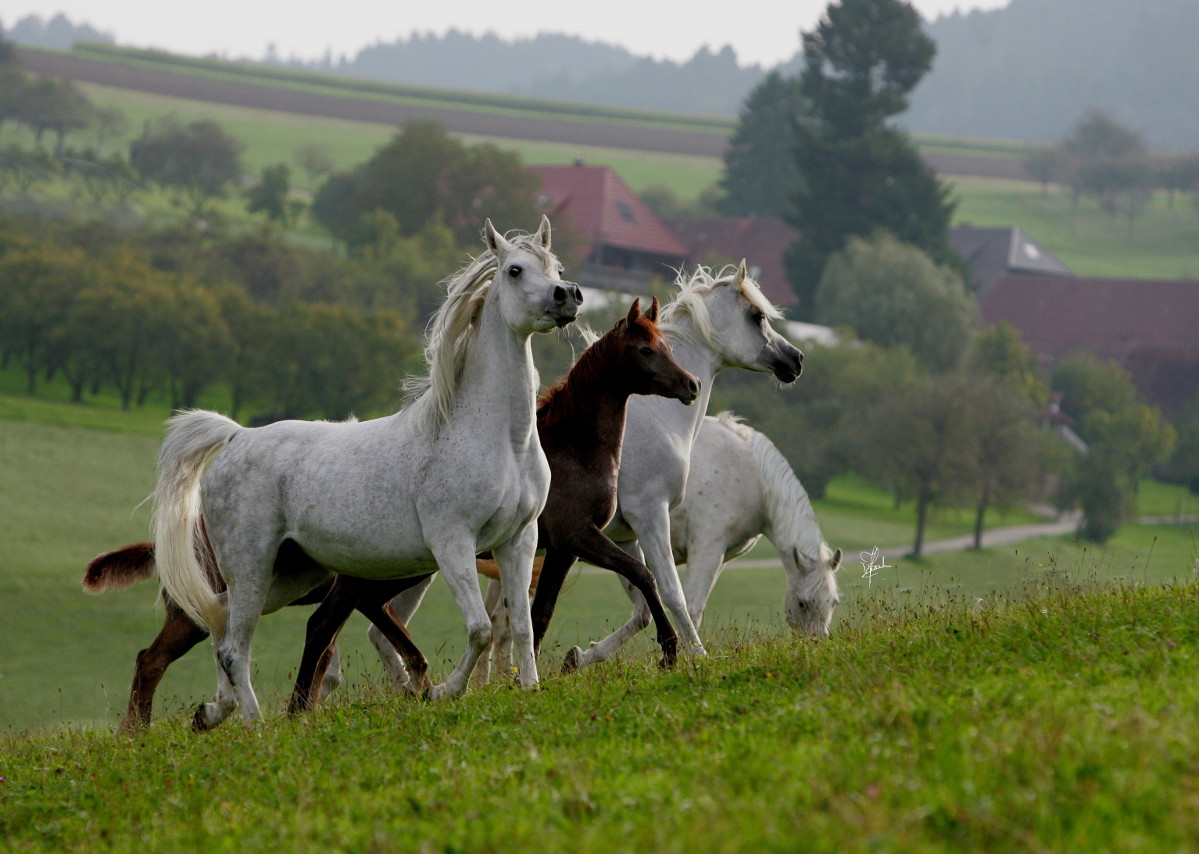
[3,387,1196,736]
[5,577,1199,851]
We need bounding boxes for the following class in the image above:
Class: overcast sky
[1,1,1010,68]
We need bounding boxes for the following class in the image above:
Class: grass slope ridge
[3,577,1198,851]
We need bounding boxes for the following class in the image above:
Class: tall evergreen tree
[782,0,959,315]
[717,72,804,219]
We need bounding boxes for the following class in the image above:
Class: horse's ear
[831,548,843,571]
[534,214,552,250]
[736,259,748,287]
[647,295,660,323]
[484,219,512,256]
[626,298,641,324]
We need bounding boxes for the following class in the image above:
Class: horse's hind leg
[120,596,210,735]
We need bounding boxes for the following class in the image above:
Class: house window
[616,201,636,224]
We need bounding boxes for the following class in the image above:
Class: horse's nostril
[573,285,583,304]
[553,285,567,303]
[688,379,699,395]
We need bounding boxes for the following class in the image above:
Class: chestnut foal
[290,297,698,710]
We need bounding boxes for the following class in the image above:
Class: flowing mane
[714,411,826,568]
[403,231,557,433]
[660,265,784,348]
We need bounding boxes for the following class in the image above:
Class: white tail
[152,410,243,637]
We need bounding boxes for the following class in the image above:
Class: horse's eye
[508,265,523,278]
[750,309,765,323]
[797,601,808,610]
[639,346,653,356]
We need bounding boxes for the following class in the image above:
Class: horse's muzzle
[549,281,583,327]
[771,342,804,383]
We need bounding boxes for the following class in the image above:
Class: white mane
[660,265,784,348]
[715,411,828,571]
[403,231,557,433]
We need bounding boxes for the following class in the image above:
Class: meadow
[43,63,1199,281]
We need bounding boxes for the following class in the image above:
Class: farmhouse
[530,163,688,293]
[946,224,1199,415]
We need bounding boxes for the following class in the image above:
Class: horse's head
[691,261,803,382]
[782,543,842,636]
[485,216,581,334]
[612,297,700,405]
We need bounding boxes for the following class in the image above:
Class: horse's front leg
[629,505,705,657]
[492,524,540,690]
[429,540,495,701]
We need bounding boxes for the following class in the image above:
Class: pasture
[45,70,1199,280]
[2,387,1196,734]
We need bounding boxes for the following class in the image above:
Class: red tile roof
[530,164,687,260]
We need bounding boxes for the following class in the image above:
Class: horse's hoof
[428,683,452,703]
[561,646,582,674]
[192,704,218,732]
[406,674,433,698]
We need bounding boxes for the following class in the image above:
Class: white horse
[671,413,842,636]
[370,261,802,676]
[152,216,581,728]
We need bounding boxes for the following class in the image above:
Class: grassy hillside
[64,82,1199,280]
[2,386,1196,734]
[4,576,1199,851]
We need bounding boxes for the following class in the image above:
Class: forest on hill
[4,0,1195,148]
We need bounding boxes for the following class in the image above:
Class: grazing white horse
[153,216,580,728]
[671,413,842,636]
[370,261,803,676]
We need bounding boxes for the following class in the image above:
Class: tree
[861,372,981,557]
[782,0,957,315]
[798,0,934,136]
[293,142,335,189]
[1023,147,1068,197]
[312,120,539,247]
[1060,110,1153,223]
[18,75,95,155]
[245,162,294,225]
[814,232,978,372]
[129,117,243,217]
[717,72,804,218]
[1052,352,1177,542]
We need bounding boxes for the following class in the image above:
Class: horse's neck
[659,324,723,442]
[543,371,629,459]
[451,300,539,447]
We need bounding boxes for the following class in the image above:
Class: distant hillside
[7,4,1196,150]
[907,0,1199,150]
[307,31,784,117]
[0,12,113,49]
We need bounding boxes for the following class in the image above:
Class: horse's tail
[153,410,243,637]
[82,543,156,593]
